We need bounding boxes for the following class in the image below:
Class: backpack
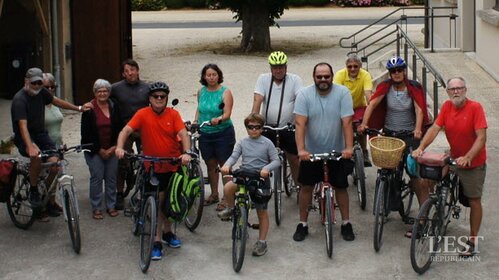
[164,165,201,222]
[0,159,17,203]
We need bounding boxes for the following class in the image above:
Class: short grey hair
[42,73,56,85]
[345,54,362,65]
[446,76,466,88]
[93,79,111,93]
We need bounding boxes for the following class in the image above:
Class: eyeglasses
[389,68,405,74]
[246,124,262,130]
[447,87,466,92]
[46,85,57,90]
[31,81,43,86]
[347,65,359,69]
[151,94,167,100]
[315,75,331,80]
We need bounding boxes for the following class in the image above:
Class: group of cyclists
[9,49,487,263]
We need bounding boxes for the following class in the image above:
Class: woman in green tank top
[194,64,236,210]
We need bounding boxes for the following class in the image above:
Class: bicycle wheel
[63,187,81,254]
[185,161,205,232]
[232,204,248,273]
[373,179,386,252]
[410,198,439,274]
[139,196,157,273]
[131,167,145,236]
[282,155,293,197]
[273,166,282,226]
[353,148,366,210]
[399,181,415,220]
[123,161,137,198]
[324,188,334,258]
[6,172,36,229]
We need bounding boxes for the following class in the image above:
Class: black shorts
[199,125,236,162]
[15,131,56,157]
[144,171,175,193]
[262,128,298,155]
[298,159,354,188]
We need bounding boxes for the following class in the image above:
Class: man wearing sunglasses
[293,62,356,242]
[333,54,373,167]
[11,67,89,206]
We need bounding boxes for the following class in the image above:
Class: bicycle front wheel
[185,161,205,232]
[63,187,81,254]
[232,204,248,273]
[123,161,137,198]
[282,155,293,197]
[399,180,415,220]
[6,171,36,229]
[373,179,386,252]
[410,198,439,274]
[139,196,157,273]
[324,188,334,258]
[273,166,282,226]
[353,148,366,210]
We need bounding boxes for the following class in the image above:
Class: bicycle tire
[410,198,439,274]
[282,155,292,197]
[399,181,415,220]
[232,204,248,273]
[139,196,157,273]
[63,187,81,254]
[274,166,282,226]
[131,166,145,236]
[353,148,366,210]
[123,163,137,198]
[324,188,334,258]
[6,172,36,230]
[373,178,386,252]
[185,161,205,232]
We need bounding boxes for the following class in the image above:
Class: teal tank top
[198,85,233,134]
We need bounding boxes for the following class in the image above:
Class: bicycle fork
[58,175,79,222]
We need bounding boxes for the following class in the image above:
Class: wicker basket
[369,136,406,169]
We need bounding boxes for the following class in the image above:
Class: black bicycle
[352,120,366,210]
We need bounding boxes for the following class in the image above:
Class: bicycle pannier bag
[417,152,449,181]
[164,165,201,222]
[0,159,16,202]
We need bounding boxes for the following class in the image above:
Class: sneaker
[293,223,308,242]
[29,189,42,207]
[151,242,163,261]
[252,241,268,256]
[47,203,61,217]
[217,207,233,220]
[162,232,182,248]
[341,222,356,241]
[115,193,124,210]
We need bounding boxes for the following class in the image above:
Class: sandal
[404,230,412,239]
[204,195,219,206]
[107,208,119,217]
[93,210,104,220]
[460,240,477,258]
[216,199,227,212]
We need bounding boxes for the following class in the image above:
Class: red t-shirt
[435,99,487,168]
[127,107,184,173]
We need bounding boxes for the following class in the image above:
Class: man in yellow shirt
[334,54,373,166]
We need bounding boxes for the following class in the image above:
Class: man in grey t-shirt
[292,62,356,242]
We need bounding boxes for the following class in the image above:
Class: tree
[210,0,288,52]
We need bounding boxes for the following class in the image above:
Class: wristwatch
[183,149,193,155]
[78,105,82,112]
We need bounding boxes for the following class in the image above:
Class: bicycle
[6,144,91,254]
[410,154,461,274]
[351,120,366,210]
[124,153,179,273]
[263,123,295,226]
[367,129,415,252]
[308,150,342,258]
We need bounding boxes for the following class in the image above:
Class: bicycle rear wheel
[139,196,157,273]
[410,198,439,274]
[353,148,366,210]
[232,204,248,273]
[185,161,205,232]
[6,172,36,229]
[63,187,81,254]
[373,179,386,252]
[123,161,137,198]
[273,166,282,226]
[399,180,415,220]
[324,188,334,258]
[282,155,293,197]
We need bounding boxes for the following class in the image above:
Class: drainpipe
[51,0,61,98]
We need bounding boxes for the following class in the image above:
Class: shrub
[287,0,310,6]
[185,0,207,8]
[335,0,395,6]
[131,0,166,11]
[165,0,186,9]
[308,0,332,6]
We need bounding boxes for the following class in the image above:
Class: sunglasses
[31,81,43,86]
[389,68,405,74]
[246,124,262,130]
[151,94,167,100]
[46,85,57,90]
[347,65,359,69]
[315,75,331,80]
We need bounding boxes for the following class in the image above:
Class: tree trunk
[240,3,271,52]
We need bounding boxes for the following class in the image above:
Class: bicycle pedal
[308,206,318,211]
[403,217,415,225]
[124,208,132,217]
[250,223,260,230]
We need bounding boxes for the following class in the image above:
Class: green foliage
[287,0,308,6]
[131,0,166,11]
[208,0,288,27]
[306,0,331,6]
[186,0,207,8]
[165,0,186,9]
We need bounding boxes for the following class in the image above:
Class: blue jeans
[84,152,118,211]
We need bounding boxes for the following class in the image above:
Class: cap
[26,68,43,82]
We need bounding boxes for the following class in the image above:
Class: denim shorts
[199,125,236,162]
[15,131,56,157]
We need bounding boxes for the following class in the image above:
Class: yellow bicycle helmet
[268,51,288,66]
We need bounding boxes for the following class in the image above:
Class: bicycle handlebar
[365,128,413,138]
[263,123,295,132]
[40,143,93,158]
[185,120,211,132]
[124,152,180,164]
[309,151,342,162]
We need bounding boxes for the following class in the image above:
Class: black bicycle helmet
[386,56,407,70]
[149,81,170,95]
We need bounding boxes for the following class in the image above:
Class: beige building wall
[476,0,499,82]
[429,0,459,49]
